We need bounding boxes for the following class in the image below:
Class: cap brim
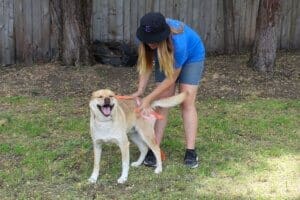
[136,26,170,43]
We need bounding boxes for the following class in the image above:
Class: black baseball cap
[136,12,170,43]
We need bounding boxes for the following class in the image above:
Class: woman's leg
[179,84,199,149]
[177,61,204,168]
[154,83,176,145]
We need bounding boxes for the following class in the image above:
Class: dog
[88,89,186,183]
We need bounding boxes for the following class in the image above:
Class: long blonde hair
[137,24,183,79]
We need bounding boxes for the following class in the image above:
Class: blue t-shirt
[166,18,205,68]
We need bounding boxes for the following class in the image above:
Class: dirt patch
[0,52,299,100]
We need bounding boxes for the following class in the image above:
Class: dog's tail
[151,92,187,108]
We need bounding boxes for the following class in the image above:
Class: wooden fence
[0,0,299,65]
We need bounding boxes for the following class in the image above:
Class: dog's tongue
[101,106,111,116]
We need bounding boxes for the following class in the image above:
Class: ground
[0,52,299,199]
[1,51,299,100]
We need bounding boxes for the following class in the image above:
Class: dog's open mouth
[97,104,114,117]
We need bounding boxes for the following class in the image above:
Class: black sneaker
[184,149,199,168]
[143,149,156,167]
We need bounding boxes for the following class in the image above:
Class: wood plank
[153,0,160,12]
[279,0,291,49]
[137,0,146,21]
[215,0,224,52]
[288,0,297,49]
[115,0,123,41]
[197,1,207,37]
[234,0,241,52]
[165,0,173,18]
[209,0,219,52]
[0,0,4,63]
[130,0,138,45]
[14,0,25,63]
[172,0,180,19]
[159,0,166,16]
[178,0,188,23]
[24,0,33,64]
[32,0,42,62]
[206,0,213,51]
[192,0,200,31]
[145,0,154,13]
[40,0,50,61]
[249,0,259,47]
[240,0,247,50]
[100,0,109,41]
[108,0,116,41]
[187,0,196,26]
[5,0,15,64]
[92,0,101,41]
[292,0,300,48]
[244,0,251,49]
[123,0,130,43]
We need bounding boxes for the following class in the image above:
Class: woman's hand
[130,91,142,98]
[137,96,153,116]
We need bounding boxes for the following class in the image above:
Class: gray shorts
[155,61,205,85]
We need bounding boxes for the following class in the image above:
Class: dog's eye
[98,95,103,98]
[109,95,114,98]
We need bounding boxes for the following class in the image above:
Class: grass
[0,96,299,199]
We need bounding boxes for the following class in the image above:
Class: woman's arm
[141,68,181,108]
[131,70,152,97]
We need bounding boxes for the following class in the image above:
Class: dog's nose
[104,97,110,105]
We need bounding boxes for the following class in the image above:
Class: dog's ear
[91,91,97,98]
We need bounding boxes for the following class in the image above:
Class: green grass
[0,96,299,199]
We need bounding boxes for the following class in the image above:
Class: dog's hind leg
[130,130,148,167]
[135,123,162,174]
[117,138,130,184]
[149,145,162,174]
[88,142,102,183]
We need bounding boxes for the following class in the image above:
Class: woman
[131,12,205,168]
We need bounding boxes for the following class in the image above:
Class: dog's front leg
[117,139,130,184]
[88,142,102,183]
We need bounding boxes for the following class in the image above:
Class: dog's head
[89,89,117,118]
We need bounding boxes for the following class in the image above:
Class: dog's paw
[131,161,142,167]
[88,176,97,183]
[117,176,127,184]
[154,167,162,174]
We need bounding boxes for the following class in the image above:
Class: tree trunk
[223,0,236,54]
[50,0,93,66]
[248,0,281,74]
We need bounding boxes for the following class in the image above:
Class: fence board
[178,0,188,23]
[280,0,292,49]
[123,0,130,43]
[215,0,224,52]
[115,0,123,41]
[14,0,25,64]
[92,0,101,41]
[0,0,14,64]
[40,0,50,61]
[32,0,42,62]
[0,0,5,64]
[24,0,33,64]
[293,0,300,48]
[130,0,138,44]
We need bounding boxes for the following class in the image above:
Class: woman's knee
[181,100,196,112]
